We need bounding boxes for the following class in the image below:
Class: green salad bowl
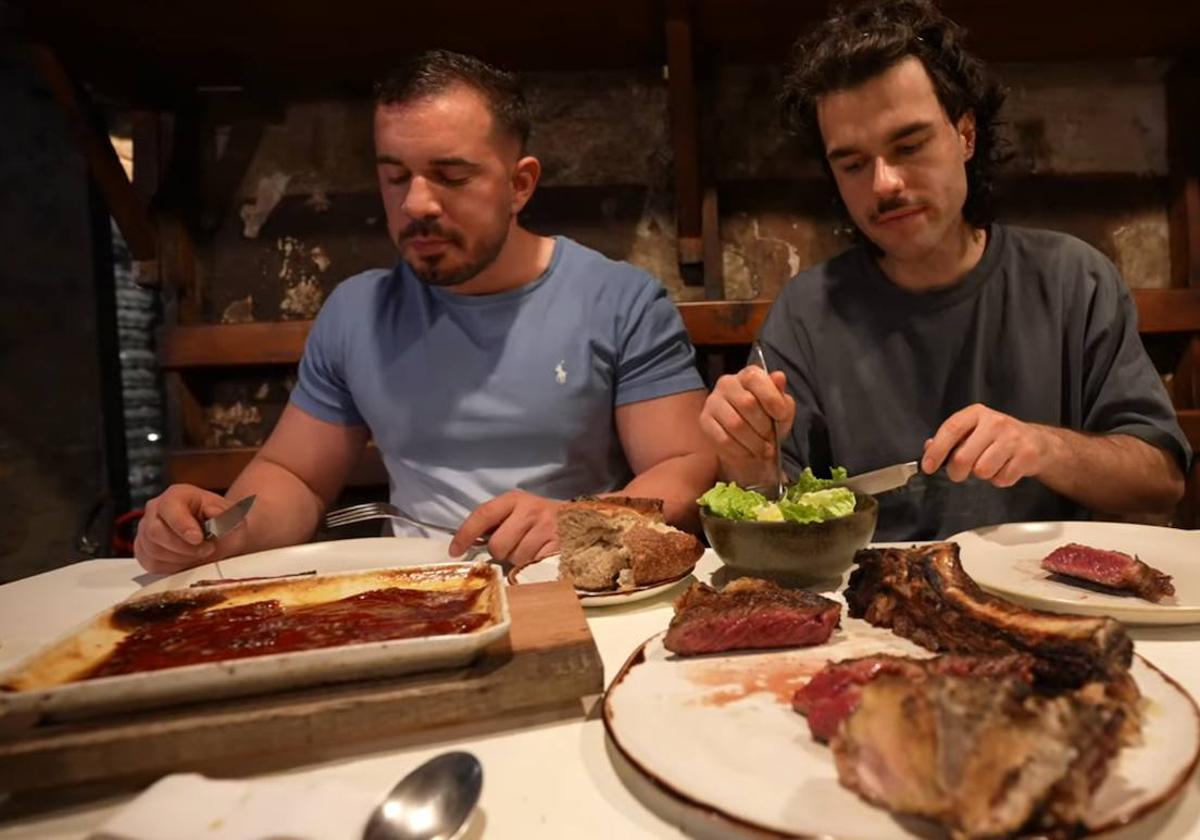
[699,491,879,588]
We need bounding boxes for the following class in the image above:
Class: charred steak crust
[844,542,1133,691]
[831,672,1125,840]
[663,578,841,656]
[794,653,1037,743]
[1042,542,1175,603]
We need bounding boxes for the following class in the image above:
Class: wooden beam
[159,321,311,369]
[166,444,387,490]
[1167,56,1200,289]
[25,45,157,260]
[156,104,204,324]
[665,0,703,269]
[130,111,164,287]
[678,299,770,345]
[1134,289,1200,334]
[1179,409,1200,448]
[197,113,268,235]
[156,291,1200,369]
[700,185,724,301]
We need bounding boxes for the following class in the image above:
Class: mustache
[871,196,918,222]
[398,219,462,244]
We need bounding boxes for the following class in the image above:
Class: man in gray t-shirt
[135,51,715,573]
[700,1,1189,540]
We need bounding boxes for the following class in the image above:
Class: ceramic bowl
[699,492,878,587]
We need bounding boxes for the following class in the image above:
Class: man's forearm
[622,451,718,533]
[215,457,327,559]
[1034,427,1185,515]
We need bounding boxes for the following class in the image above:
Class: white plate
[604,620,1200,839]
[0,560,509,722]
[138,536,484,596]
[950,522,1200,625]
[508,555,694,607]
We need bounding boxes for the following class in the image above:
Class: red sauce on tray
[90,586,489,678]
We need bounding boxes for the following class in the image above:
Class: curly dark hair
[374,50,531,154]
[780,0,1006,229]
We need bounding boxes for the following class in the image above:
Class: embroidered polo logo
[554,361,568,384]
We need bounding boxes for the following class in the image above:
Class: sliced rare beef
[793,653,1036,742]
[832,672,1125,839]
[663,578,840,656]
[1042,542,1175,603]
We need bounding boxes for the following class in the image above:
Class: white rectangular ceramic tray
[0,561,510,723]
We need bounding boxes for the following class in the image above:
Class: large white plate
[508,554,694,608]
[604,620,1200,839]
[950,522,1200,625]
[138,536,485,596]
[0,560,509,722]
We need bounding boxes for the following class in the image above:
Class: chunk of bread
[557,497,703,591]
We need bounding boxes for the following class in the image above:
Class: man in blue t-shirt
[699,0,1189,539]
[135,51,715,573]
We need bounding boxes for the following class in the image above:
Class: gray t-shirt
[759,224,1192,541]
[291,236,704,534]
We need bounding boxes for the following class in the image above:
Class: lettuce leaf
[785,466,849,499]
[697,482,768,520]
[777,487,856,523]
[700,468,855,523]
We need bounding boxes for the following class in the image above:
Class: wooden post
[1166,55,1199,289]
[665,0,703,276]
[26,45,157,261]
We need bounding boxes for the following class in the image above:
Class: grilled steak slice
[1042,542,1174,603]
[832,673,1124,839]
[663,578,840,656]
[845,542,1133,691]
[793,653,1035,743]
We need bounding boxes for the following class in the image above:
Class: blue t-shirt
[291,236,704,534]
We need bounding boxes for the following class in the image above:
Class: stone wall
[172,59,1174,446]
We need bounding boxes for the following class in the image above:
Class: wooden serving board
[0,581,602,792]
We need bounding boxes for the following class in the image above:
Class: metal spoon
[750,341,787,501]
[363,752,483,840]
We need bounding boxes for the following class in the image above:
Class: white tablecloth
[1,549,1199,839]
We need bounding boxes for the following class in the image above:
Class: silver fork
[323,502,489,547]
[750,341,788,501]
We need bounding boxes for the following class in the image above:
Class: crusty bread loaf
[557,497,703,591]
[569,495,665,520]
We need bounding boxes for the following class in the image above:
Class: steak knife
[202,494,256,541]
[839,462,919,496]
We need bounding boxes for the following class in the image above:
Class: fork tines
[324,503,388,528]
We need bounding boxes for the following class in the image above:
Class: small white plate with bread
[508,555,695,606]
[508,495,704,607]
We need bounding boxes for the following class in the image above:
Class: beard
[398,218,509,288]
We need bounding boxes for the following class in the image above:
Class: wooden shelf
[158,320,310,369]
[169,409,1200,491]
[676,300,770,346]
[1179,409,1200,445]
[158,290,1200,369]
[1131,289,1200,335]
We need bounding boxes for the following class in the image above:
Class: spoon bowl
[363,751,483,840]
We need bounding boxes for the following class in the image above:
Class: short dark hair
[780,0,1006,228]
[374,50,531,154]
